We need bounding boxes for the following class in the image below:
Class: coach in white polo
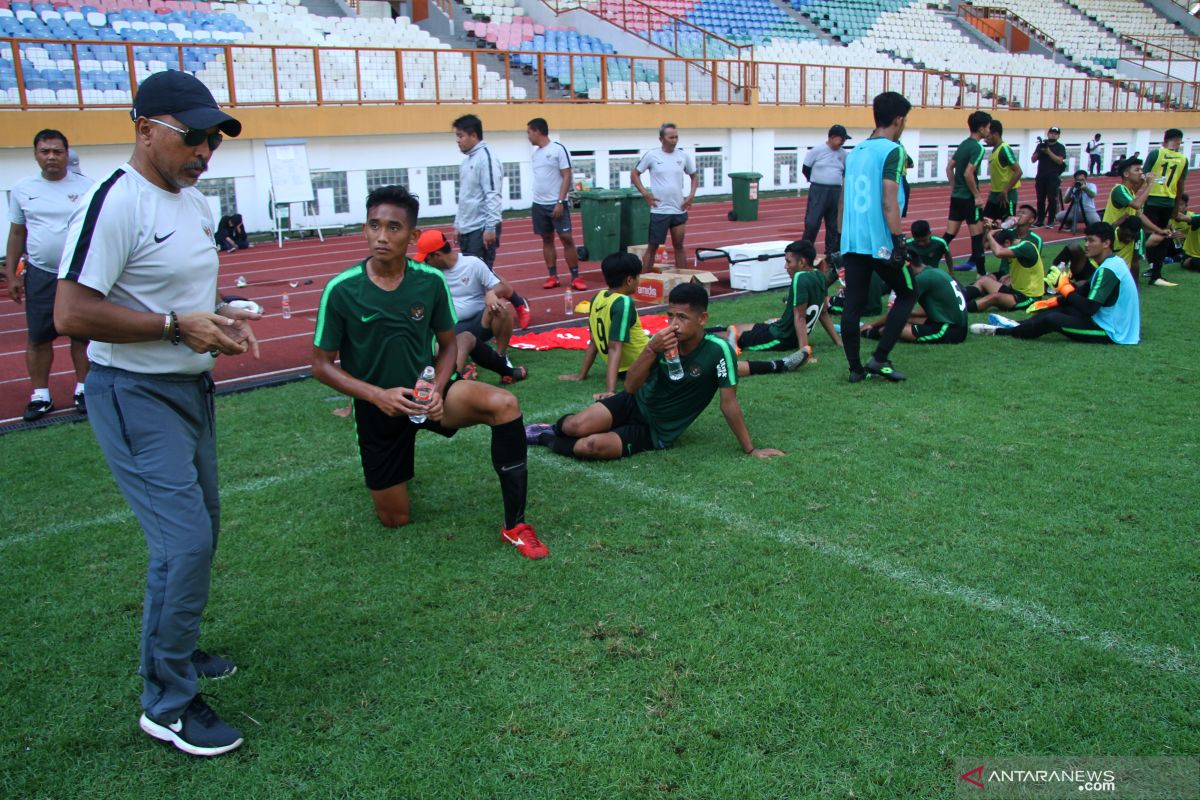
[54,70,260,758]
[527,117,584,291]
[631,122,698,271]
[802,123,851,255]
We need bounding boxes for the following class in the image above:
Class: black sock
[470,343,513,377]
[547,434,579,457]
[547,267,558,277]
[746,360,778,375]
[511,291,527,308]
[942,231,956,247]
[569,265,579,279]
[491,417,527,529]
[966,298,979,313]
[863,327,881,340]
[970,234,984,271]
[553,414,571,437]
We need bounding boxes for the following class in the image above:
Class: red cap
[414,229,449,262]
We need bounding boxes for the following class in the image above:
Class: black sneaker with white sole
[74,392,87,415]
[22,399,53,421]
[139,695,244,757]
[191,648,237,679]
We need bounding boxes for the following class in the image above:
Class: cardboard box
[635,269,719,304]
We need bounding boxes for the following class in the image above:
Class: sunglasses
[146,118,223,151]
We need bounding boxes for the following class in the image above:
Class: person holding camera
[1032,127,1067,228]
[1056,170,1099,232]
[1086,134,1103,176]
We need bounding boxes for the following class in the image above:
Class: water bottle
[564,287,574,315]
[409,365,436,424]
[665,346,684,380]
[281,293,292,319]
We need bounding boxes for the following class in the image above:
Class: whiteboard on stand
[265,140,315,204]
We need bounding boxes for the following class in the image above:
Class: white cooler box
[724,241,792,291]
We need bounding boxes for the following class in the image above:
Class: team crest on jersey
[688,365,702,377]
[68,194,80,203]
[409,303,426,321]
[202,224,212,240]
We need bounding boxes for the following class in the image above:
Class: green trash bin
[619,187,650,249]
[728,171,763,222]
[577,189,624,262]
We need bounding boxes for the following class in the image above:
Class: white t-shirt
[441,253,499,319]
[803,143,847,186]
[532,141,572,205]
[635,147,697,216]
[58,164,220,375]
[8,171,96,273]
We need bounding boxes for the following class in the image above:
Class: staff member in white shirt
[6,129,95,420]
[802,124,851,255]
[631,122,698,271]
[527,117,584,291]
[55,70,260,758]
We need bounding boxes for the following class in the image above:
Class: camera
[1073,180,1083,189]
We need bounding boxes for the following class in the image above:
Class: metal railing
[1119,35,1200,82]
[2,37,1196,112]
[958,4,1057,52]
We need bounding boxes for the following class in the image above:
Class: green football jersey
[906,236,950,270]
[951,137,985,199]
[915,268,967,327]
[636,334,737,447]
[768,269,827,342]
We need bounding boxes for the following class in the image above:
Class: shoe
[73,392,86,416]
[969,323,998,335]
[848,368,867,384]
[1141,268,1155,280]
[138,695,244,757]
[952,262,976,272]
[501,365,528,384]
[22,398,53,422]
[865,356,905,382]
[191,648,237,680]
[514,302,533,330]
[524,423,553,445]
[461,363,478,381]
[501,522,549,559]
[725,325,741,355]
[570,277,587,291]
[987,313,1020,329]
[542,276,560,289]
[1152,277,1178,287]
[782,348,810,371]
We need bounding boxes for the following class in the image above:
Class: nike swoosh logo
[502,532,525,546]
[499,463,525,472]
[360,312,381,323]
[154,232,175,243]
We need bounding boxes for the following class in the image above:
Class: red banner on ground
[510,314,670,351]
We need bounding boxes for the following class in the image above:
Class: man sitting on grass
[528,282,785,460]
[861,251,968,344]
[560,252,649,400]
[970,222,1139,345]
[906,220,955,274]
[416,229,527,384]
[964,206,1046,314]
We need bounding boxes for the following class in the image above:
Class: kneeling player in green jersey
[560,252,649,400]
[907,220,955,274]
[861,251,968,344]
[528,283,784,461]
[709,239,840,367]
[311,186,548,560]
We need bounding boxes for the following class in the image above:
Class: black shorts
[598,391,663,457]
[454,310,493,344]
[998,284,1037,309]
[531,202,572,236]
[983,193,1015,221]
[911,322,966,344]
[24,267,67,344]
[736,321,796,351]
[352,380,461,490]
[948,196,982,224]
[648,212,688,245]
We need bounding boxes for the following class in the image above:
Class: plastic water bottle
[665,346,684,380]
[409,365,436,424]
[564,287,574,315]
[281,293,292,319]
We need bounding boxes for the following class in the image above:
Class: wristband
[169,310,181,346]
[215,301,231,314]
[161,313,172,341]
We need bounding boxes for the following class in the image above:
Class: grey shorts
[24,267,71,344]
[648,212,688,245]
[532,202,572,236]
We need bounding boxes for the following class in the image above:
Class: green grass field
[3,264,1198,799]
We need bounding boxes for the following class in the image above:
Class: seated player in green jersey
[560,252,649,400]
[827,251,889,316]
[311,185,549,560]
[907,220,955,274]
[860,250,968,344]
[710,239,841,364]
[971,222,1140,345]
[527,282,785,461]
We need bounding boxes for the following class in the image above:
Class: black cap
[131,70,241,137]
[1118,156,1143,174]
[1048,126,1061,134]
[828,124,851,140]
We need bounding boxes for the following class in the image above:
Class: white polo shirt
[59,164,220,375]
[531,140,572,206]
[441,253,499,319]
[635,146,697,216]
[8,171,96,273]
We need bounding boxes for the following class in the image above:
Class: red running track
[0,179,1113,426]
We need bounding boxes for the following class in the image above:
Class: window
[503,162,522,201]
[918,147,939,181]
[696,153,723,189]
[427,165,460,206]
[609,156,640,188]
[571,155,597,191]
[309,171,349,215]
[774,149,797,187]
[366,168,410,192]
[197,177,236,218]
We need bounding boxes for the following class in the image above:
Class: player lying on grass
[860,251,968,344]
[964,206,1046,313]
[311,185,548,559]
[416,229,528,384]
[529,282,785,460]
[970,222,1139,345]
[707,239,841,363]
